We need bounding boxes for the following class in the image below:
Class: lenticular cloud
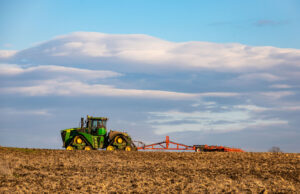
[2,32,300,73]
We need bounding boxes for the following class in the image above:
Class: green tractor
[60,115,137,151]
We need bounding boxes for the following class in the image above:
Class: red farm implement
[136,136,244,152]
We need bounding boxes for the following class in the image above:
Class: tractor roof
[87,115,108,120]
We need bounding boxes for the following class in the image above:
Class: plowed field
[0,147,299,193]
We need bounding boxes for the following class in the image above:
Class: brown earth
[0,147,299,193]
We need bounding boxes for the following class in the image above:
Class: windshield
[91,120,106,128]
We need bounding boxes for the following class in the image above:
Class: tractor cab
[82,116,108,136]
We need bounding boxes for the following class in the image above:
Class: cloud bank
[149,109,287,135]
[0,64,238,99]
[2,32,300,73]
[0,64,121,79]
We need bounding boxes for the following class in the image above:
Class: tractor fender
[108,130,128,141]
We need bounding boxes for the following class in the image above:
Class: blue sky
[1,0,300,49]
[0,0,300,152]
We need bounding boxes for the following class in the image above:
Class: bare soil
[0,147,299,193]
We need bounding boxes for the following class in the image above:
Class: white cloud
[0,64,24,75]
[259,91,294,99]
[233,105,270,112]
[1,80,196,98]
[2,32,300,73]
[191,101,216,108]
[270,84,292,89]
[0,108,51,116]
[0,63,240,99]
[236,73,283,82]
[235,104,300,112]
[198,92,239,97]
[279,106,300,111]
[0,50,17,59]
[0,79,239,99]
[149,101,300,135]
[0,64,121,79]
[148,109,287,135]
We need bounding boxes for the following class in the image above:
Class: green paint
[97,127,106,136]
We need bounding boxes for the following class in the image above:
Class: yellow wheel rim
[76,137,83,144]
[107,145,115,151]
[117,137,123,144]
[114,136,123,144]
[74,136,83,144]
[125,146,132,151]
[85,146,92,150]
[66,146,74,150]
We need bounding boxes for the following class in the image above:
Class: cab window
[92,120,98,128]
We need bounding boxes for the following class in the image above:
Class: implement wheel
[84,146,92,150]
[66,146,74,150]
[107,145,115,151]
[125,146,132,151]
